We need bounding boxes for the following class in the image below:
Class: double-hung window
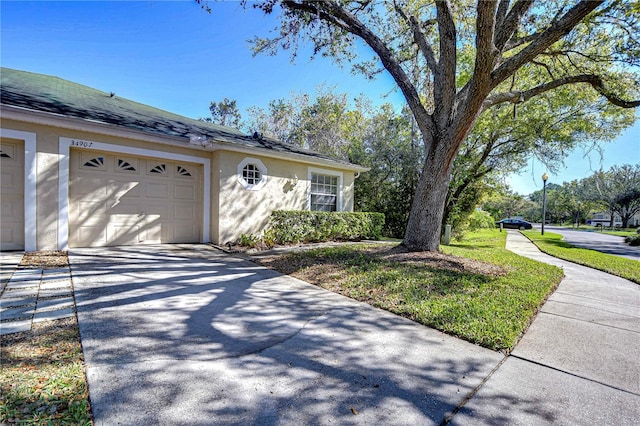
[310,172,339,211]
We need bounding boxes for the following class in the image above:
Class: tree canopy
[200,97,242,127]
[200,0,640,250]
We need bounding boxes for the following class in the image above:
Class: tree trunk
[403,143,453,251]
[609,208,615,228]
[621,208,629,228]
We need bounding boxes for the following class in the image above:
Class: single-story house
[587,211,640,228]
[0,67,367,251]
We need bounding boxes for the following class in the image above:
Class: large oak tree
[201,0,640,251]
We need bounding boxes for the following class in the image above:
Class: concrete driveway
[543,226,640,261]
[70,244,503,425]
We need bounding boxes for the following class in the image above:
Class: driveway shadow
[69,244,564,425]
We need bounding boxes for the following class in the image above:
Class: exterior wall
[0,118,212,250]
[1,116,359,250]
[588,212,640,227]
[214,150,355,244]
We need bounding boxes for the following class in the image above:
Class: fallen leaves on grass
[254,244,508,288]
[1,319,91,425]
[2,252,92,424]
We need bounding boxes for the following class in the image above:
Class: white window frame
[308,167,343,212]
[58,137,211,250]
[237,157,267,191]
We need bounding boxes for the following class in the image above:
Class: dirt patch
[252,244,508,283]
[378,245,508,276]
[19,251,69,269]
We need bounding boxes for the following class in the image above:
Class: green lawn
[522,230,640,284]
[255,229,563,352]
[599,230,637,237]
[0,319,92,425]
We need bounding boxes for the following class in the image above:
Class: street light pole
[542,173,548,235]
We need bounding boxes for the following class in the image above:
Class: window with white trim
[310,173,339,212]
[237,157,267,190]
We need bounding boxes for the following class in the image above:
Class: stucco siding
[1,117,358,250]
[1,119,212,250]
[215,150,355,244]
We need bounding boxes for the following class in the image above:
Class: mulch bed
[19,251,69,269]
[252,244,508,286]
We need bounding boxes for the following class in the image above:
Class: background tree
[483,187,535,221]
[246,87,352,159]
[246,87,421,237]
[444,79,635,231]
[350,104,423,237]
[582,164,640,227]
[201,0,640,251]
[201,97,242,127]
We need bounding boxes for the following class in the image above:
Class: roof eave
[0,104,370,173]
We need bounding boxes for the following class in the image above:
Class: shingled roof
[0,67,363,169]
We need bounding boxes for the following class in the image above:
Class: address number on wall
[70,140,93,148]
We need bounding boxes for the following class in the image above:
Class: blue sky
[2,0,638,195]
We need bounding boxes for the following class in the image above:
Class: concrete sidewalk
[0,252,75,335]
[452,230,640,424]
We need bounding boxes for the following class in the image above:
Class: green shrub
[625,235,640,246]
[268,211,385,244]
[239,233,259,248]
[468,210,496,231]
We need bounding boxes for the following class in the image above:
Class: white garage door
[0,139,24,251]
[69,150,202,247]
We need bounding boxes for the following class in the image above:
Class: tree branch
[504,32,540,51]
[475,0,498,77]
[393,0,438,76]
[492,1,604,85]
[483,73,640,110]
[494,0,534,51]
[495,0,510,30]
[281,1,435,137]
[434,0,457,128]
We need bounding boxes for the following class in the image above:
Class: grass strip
[254,229,563,352]
[522,230,640,284]
[0,318,92,425]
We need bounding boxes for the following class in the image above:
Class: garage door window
[177,165,192,177]
[82,155,105,170]
[149,163,167,175]
[116,158,137,173]
[237,157,267,190]
[0,145,13,158]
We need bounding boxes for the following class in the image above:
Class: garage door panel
[111,181,142,199]
[1,228,16,244]
[175,205,195,220]
[1,171,19,193]
[1,139,24,250]
[78,226,107,247]
[1,199,22,221]
[108,224,141,246]
[174,184,195,200]
[69,151,201,247]
[142,221,163,242]
[73,177,110,197]
[146,182,170,198]
[76,201,108,222]
[173,224,199,243]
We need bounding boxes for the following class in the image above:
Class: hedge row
[268,211,385,244]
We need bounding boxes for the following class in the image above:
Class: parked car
[496,218,533,230]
